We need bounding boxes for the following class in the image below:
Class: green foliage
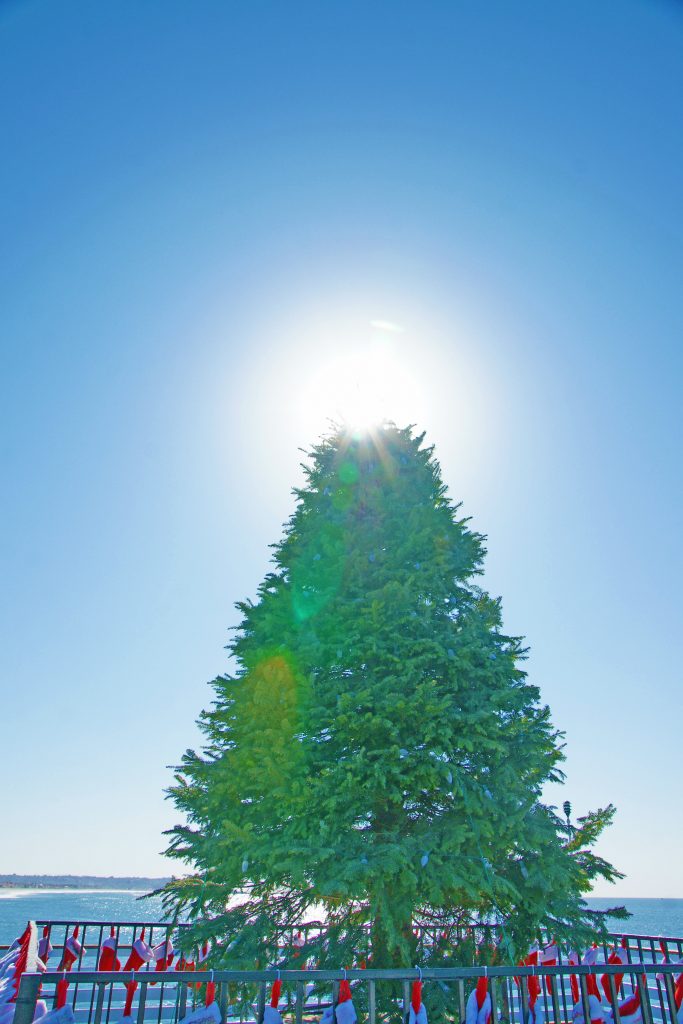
[157,424,623,967]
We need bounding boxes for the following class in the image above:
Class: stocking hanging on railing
[57,929,83,973]
[409,970,427,1024]
[466,977,491,1024]
[122,979,137,1022]
[335,977,357,1024]
[97,928,121,972]
[152,938,174,973]
[264,976,283,1024]
[38,928,53,967]
[122,930,154,972]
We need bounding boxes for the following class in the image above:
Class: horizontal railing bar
[31,962,683,984]
[17,921,683,943]
[20,923,683,943]
[32,921,192,927]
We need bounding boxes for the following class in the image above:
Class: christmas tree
[159,424,622,968]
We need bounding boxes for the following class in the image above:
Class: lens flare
[369,319,405,334]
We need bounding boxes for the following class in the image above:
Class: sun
[330,351,388,432]
[302,326,416,435]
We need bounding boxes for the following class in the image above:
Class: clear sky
[1,0,681,897]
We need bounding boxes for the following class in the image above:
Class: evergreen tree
[159,424,622,968]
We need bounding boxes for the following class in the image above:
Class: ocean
[1,890,682,947]
[0,889,165,945]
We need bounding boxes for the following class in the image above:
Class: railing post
[649,940,665,1021]
[458,979,466,1022]
[177,977,188,1022]
[578,972,592,1024]
[555,953,568,1024]
[624,939,636,995]
[295,981,304,1024]
[636,972,654,1024]
[368,979,376,1024]
[490,978,499,1024]
[136,980,148,1024]
[520,973,530,1024]
[501,975,512,1024]
[607,972,621,1024]
[157,977,166,1024]
[663,971,679,1024]
[88,924,104,1022]
[93,982,107,1024]
[215,975,228,1024]
[256,981,266,1024]
[548,974,562,1024]
[13,974,41,1024]
[402,979,410,1024]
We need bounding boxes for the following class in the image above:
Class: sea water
[1,890,682,947]
[0,889,164,945]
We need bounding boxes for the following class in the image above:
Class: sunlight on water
[1,893,682,947]
[0,890,165,944]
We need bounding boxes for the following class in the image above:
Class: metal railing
[7,920,683,1024]
[10,920,683,962]
[12,963,683,1024]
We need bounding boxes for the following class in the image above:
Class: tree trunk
[371,901,416,967]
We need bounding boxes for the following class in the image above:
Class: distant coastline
[0,875,171,891]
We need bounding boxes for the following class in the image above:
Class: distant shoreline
[0,875,170,891]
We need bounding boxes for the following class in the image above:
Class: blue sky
[1,0,681,896]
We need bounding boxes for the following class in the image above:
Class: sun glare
[224,301,495,490]
[302,327,416,435]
